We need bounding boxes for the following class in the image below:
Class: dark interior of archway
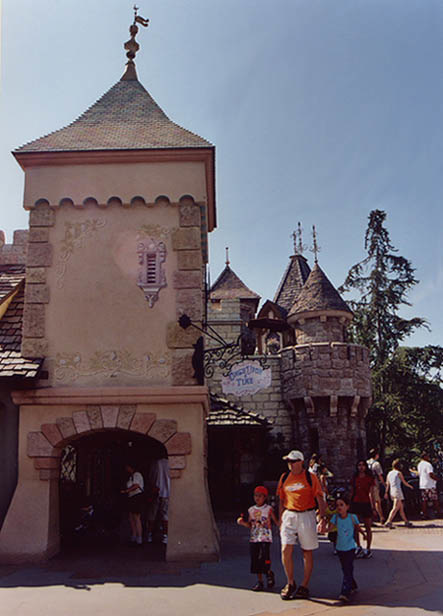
[58,430,167,561]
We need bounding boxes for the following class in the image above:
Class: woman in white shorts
[384,459,414,528]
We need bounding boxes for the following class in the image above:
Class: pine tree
[339,210,428,456]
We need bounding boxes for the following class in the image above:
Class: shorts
[250,542,271,574]
[421,488,438,503]
[350,502,372,520]
[280,509,318,550]
[146,496,169,522]
[371,484,381,502]
[127,493,144,514]
[390,489,404,501]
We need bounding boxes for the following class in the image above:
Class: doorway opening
[58,429,167,561]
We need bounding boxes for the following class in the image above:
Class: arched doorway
[59,429,167,557]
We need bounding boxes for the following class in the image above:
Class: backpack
[280,468,313,488]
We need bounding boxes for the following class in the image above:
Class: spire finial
[292,222,307,256]
[225,247,230,266]
[310,225,321,264]
[121,6,149,81]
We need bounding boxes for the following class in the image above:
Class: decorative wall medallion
[56,219,106,288]
[137,237,167,308]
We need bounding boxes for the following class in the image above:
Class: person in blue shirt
[328,493,367,602]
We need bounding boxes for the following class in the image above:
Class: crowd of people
[237,447,441,603]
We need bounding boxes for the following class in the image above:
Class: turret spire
[121,5,149,81]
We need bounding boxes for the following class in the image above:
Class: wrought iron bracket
[178,314,269,383]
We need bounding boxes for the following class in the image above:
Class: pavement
[0,517,442,616]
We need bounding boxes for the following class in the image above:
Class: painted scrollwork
[56,219,106,288]
[55,350,171,382]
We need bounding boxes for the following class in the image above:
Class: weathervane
[292,222,307,256]
[310,225,321,264]
[225,247,230,266]
[122,5,149,80]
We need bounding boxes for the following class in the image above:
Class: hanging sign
[221,360,272,396]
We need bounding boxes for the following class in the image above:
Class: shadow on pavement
[0,518,442,613]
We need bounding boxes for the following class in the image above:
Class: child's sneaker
[355,546,364,558]
[339,593,350,602]
[252,581,264,592]
[266,570,275,589]
[362,549,372,558]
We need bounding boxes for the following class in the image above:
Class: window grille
[60,444,77,483]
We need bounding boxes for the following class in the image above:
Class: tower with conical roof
[281,263,371,478]
[0,14,219,564]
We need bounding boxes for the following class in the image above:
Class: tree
[339,209,441,457]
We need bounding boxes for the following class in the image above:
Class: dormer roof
[288,264,352,320]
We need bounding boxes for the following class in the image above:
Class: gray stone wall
[207,299,293,445]
[295,316,346,344]
[281,342,371,400]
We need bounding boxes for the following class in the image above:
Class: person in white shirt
[415,453,441,519]
[120,463,145,545]
[146,455,170,544]
[367,448,386,525]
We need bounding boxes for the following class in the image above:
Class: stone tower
[281,264,372,478]
[0,21,219,562]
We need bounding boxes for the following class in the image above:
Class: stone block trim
[29,228,50,243]
[166,322,200,349]
[22,218,53,358]
[179,201,202,227]
[148,419,177,443]
[29,203,56,228]
[24,283,49,304]
[27,243,53,268]
[171,349,197,386]
[173,270,202,289]
[176,288,203,321]
[177,250,202,271]
[171,228,201,251]
[27,406,193,480]
[26,267,47,284]
[130,412,156,434]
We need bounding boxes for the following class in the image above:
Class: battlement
[0,230,28,265]
[280,341,371,399]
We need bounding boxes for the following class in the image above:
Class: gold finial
[310,225,321,264]
[121,6,149,81]
[225,247,230,266]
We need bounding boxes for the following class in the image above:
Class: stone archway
[27,405,192,480]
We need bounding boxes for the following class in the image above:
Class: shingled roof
[0,280,43,379]
[15,78,212,153]
[210,265,261,304]
[208,393,272,427]
[273,254,311,316]
[288,264,352,318]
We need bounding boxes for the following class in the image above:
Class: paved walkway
[0,518,442,616]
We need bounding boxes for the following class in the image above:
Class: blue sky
[1,0,442,348]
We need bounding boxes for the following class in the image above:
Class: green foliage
[340,210,443,457]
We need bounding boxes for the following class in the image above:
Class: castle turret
[281,264,371,479]
[287,263,353,344]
